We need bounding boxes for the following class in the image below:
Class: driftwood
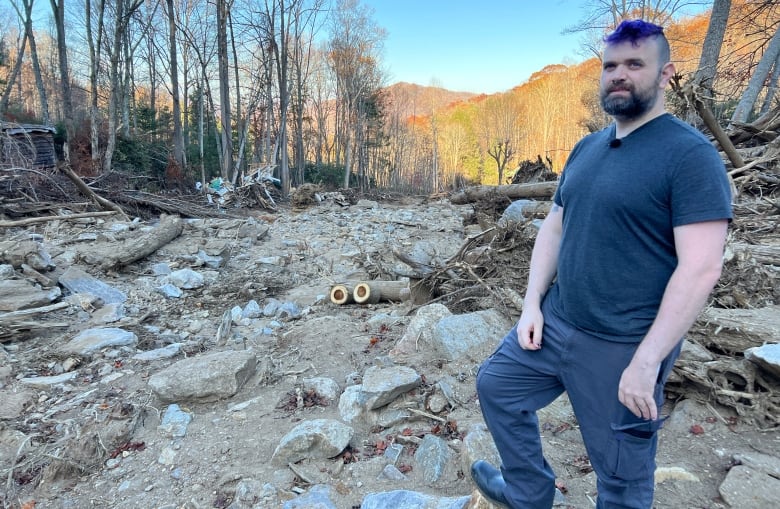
[60,164,129,220]
[450,182,558,205]
[0,301,70,341]
[80,214,184,271]
[0,210,118,228]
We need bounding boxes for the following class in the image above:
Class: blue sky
[362,0,592,94]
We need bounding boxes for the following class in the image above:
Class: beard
[600,74,661,119]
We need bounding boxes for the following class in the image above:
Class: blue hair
[605,20,670,63]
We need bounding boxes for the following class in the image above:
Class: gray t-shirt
[548,113,733,343]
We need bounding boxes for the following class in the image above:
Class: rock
[0,389,35,419]
[413,434,453,485]
[360,490,470,509]
[59,266,127,304]
[718,465,780,508]
[733,450,780,478]
[461,424,501,476]
[272,419,353,465]
[158,404,193,438]
[61,327,138,356]
[0,278,61,311]
[390,304,451,358]
[132,343,182,361]
[148,350,256,403]
[168,268,204,289]
[744,343,780,378]
[302,376,341,401]
[361,365,422,410]
[20,371,79,388]
[431,309,512,360]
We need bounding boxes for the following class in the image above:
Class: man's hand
[516,306,544,350]
[618,360,660,420]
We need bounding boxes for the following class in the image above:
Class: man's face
[599,38,668,120]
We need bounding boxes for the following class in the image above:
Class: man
[471,20,732,509]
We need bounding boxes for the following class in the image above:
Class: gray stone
[719,465,780,509]
[241,299,262,319]
[302,377,341,401]
[733,450,780,477]
[362,365,422,410]
[282,484,337,509]
[59,266,126,304]
[20,371,79,388]
[431,309,512,360]
[158,404,193,438]
[132,343,182,361]
[168,268,204,289]
[360,490,470,509]
[413,434,452,485]
[745,343,780,378]
[391,304,451,357]
[461,423,501,475]
[0,278,61,311]
[156,283,183,298]
[378,464,408,481]
[148,350,256,403]
[62,327,138,355]
[0,389,35,419]
[272,419,353,465]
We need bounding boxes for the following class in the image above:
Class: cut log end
[353,282,381,304]
[329,285,354,305]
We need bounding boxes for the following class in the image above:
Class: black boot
[470,460,510,508]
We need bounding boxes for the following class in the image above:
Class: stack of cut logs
[329,280,410,305]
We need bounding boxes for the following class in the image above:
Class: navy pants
[476,298,681,509]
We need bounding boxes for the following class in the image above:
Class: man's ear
[660,62,676,88]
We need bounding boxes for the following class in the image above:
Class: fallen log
[0,211,118,228]
[730,243,780,266]
[449,182,558,205]
[353,281,410,304]
[80,214,184,271]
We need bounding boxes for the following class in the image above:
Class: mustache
[607,83,633,93]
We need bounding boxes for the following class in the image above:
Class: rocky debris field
[0,194,779,509]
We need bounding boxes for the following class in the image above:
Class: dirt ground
[0,194,778,509]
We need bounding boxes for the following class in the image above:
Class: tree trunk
[50,0,74,162]
[166,0,185,169]
[759,53,780,116]
[0,29,28,116]
[21,0,50,124]
[87,0,105,172]
[693,0,730,105]
[731,27,780,123]
[217,0,233,181]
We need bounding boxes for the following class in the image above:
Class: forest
[0,0,778,198]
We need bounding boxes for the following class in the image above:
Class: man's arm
[619,219,729,419]
[516,204,564,349]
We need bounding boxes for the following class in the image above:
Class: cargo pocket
[605,417,666,481]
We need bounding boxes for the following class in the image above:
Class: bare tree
[166,0,185,169]
[328,0,385,188]
[731,25,780,123]
[216,0,233,180]
[86,0,106,171]
[103,0,144,173]
[49,0,74,161]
